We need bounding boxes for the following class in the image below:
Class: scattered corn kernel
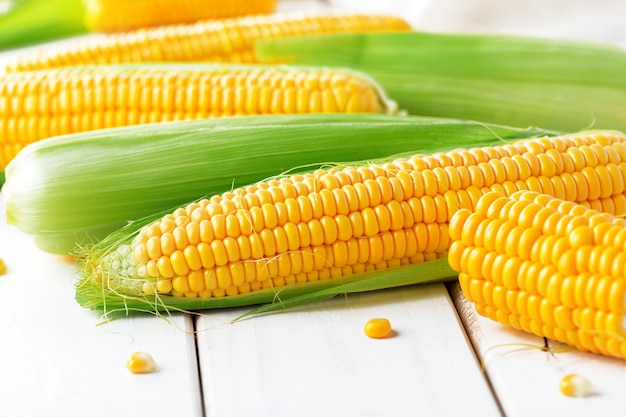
[559,374,594,397]
[364,318,392,338]
[0,258,6,275]
[126,351,158,374]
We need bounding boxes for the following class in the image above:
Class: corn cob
[0,64,395,171]
[4,13,411,72]
[75,130,626,312]
[84,0,277,33]
[256,32,626,132]
[6,114,546,256]
[449,189,626,360]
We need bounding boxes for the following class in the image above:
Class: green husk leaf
[3,114,553,255]
[75,257,456,317]
[237,258,456,319]
[0,0,87,50]
[256,32,626,132]
[0,63,399,186]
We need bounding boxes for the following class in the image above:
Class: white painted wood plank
[0,194,203,417]
[450,283,626,417]
[196,284,502,417]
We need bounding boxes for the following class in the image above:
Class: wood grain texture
[0,195,203,417]
[449,282,626,417]
[2,2,626,416]
[196,284,502,417]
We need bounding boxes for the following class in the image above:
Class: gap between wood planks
[446,281,507,416]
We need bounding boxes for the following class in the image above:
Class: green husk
[256,32,626,132]
[0,0,87,50]
[3,114,552,255]
[238,258,455,319]
[76,257,456,317]
[72,116,555,314]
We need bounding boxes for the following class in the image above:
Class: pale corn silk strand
[449,187,626,361]
[0,65,393,171]
[78,130,626,324]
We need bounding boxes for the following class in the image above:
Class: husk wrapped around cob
[58,114,556,315]
[256,32,626,132]
[4,114,549,255]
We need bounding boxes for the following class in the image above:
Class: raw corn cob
[449,190,626,360]
[5,114,549,255]
[0,64,396,171]
[74,130,626,313]
[256,32,626,132]
[84,0,277,32]
[4,13,412,72]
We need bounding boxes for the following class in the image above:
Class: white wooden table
[3,194,626,417]
[1,1,626,416]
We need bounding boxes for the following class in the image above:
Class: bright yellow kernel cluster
[124,166,453,298]
[449,190,626,360]
[6,13,411,71]
[0,68,383,169]
[85,0,277,33]
[101,132,626,300]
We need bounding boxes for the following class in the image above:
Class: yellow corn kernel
[85,0,277,33]
[6,13,411,72]
[0,66,391,170]
[559,374,594,397]
[449,188,626,360]
[0,258,6,275]
[126,351,158,374]
[364,318,392,338]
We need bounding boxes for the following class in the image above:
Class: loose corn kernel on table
[2,1,626,416]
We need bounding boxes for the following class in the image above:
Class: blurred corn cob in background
[84,0,277,32]
[4,13,411,72]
